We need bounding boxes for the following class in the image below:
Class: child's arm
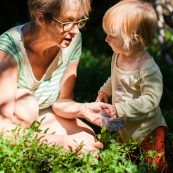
[96,77,119,117]
[96,91,109,103]
[96,77,112,103]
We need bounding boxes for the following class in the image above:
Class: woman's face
[42,8,84,48]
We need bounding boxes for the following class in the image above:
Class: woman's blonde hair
[27,0,91,31]
[103,0,158,50]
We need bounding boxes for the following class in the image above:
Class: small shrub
[1,122,172,173]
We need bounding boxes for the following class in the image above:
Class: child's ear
[131,34,140,45]
[34,12,44,26]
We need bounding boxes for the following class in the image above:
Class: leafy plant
[1,122,172,173]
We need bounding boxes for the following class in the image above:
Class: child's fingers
[108,105,117,117]
[104,97,108,103]
[95,97,101,102]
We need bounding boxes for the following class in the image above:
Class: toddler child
[96,0,169,172]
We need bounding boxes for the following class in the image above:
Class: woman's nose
[70,24,79,34]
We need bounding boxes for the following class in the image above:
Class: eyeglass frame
[50,16,89,31]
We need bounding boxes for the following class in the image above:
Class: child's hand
[108,105,117,118]
[96,91,109,103]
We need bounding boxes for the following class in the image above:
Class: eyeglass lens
[63,20,87,31]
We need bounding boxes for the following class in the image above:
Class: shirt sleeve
[0,31,22,74]
[98,76,112,97]
[115,65,163,118]
[0,32,18,62]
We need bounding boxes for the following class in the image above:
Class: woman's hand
[80,102,112,126]
[96,91,109,103]
[96,92,117,118]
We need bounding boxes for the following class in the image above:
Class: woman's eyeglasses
[50,16,89,31]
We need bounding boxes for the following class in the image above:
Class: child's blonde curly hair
[103,0,158,50]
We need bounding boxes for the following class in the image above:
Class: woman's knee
[13,88,39,127]
[39,111,95,136]
[76,118,95,136]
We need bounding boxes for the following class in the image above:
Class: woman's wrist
[52,100,83,119]
[78,103,87,119]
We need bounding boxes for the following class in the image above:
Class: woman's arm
[52,60,80,117]
[0,50,17,119]
[52,60,112,126]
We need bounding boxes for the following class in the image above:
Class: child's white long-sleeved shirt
[99,53,167,143]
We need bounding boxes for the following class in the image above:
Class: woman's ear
[34,12,44,26]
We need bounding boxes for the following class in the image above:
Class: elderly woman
[0,0,111,152]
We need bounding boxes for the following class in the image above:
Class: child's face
[105,34,125,53]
